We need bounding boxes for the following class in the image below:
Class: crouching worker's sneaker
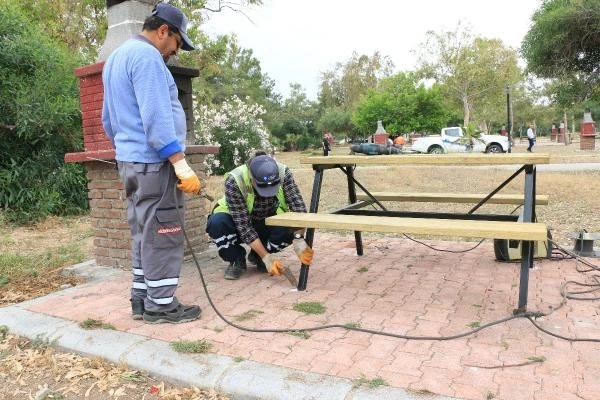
[143,304,201,324]
[247,250,267,273]
[224,259,245,280]
[130,297,144,320]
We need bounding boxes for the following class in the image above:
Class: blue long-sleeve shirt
[101,35,186,162]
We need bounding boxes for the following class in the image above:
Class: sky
[201,0,542,100]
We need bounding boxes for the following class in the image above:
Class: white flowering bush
[195,96,272,175]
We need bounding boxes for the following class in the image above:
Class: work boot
[224,259,245,280]
[130,297,144,320]
[142,303,201,324]
[247,250,267,273]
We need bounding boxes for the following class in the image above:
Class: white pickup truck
[411,127,509,154]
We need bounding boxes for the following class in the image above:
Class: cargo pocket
[152,209,184,249]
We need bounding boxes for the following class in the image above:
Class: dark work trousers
[118,161,184,312]
[206,213,294,263]
[527,138,535,152]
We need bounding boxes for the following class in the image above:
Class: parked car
[411,127,509,154]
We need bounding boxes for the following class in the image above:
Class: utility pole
[505,85,513,153]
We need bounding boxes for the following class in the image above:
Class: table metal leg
[298,168,325,291]
[345,166,363,256]
[516,165,537,313]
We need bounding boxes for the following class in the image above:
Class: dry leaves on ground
[0,333,230,400]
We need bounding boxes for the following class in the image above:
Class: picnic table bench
[266,153,550,313]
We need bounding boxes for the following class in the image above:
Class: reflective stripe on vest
[212,163,289,215]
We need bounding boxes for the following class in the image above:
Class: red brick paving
[28,233,600,400]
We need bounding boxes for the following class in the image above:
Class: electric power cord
[177,185,600,343]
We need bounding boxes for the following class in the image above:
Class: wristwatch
[294,233,304,240]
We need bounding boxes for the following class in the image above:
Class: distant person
[393,135,406,148]
[526,124,536,152]
[323,134,331,156]
[206,152,314,280]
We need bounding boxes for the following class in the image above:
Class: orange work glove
[261,253,283,276]
[293,238,314,265]
[173,158,201,194]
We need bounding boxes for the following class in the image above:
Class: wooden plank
[355,192,549,205]
[300,153,550,166]
[266,212,548,241]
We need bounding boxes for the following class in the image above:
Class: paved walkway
[2,233,600,400]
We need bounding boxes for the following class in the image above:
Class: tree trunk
[462,97,470,126]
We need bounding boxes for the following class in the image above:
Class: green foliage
[527,355,546,362]
[522,0,600,103]
[7,0,106,64]
[267,84,319,151]
[0,326,8,341]
[318,51,394,111]
[352,374,388,389]
[293,301,326,315]
[191,34,277,107]
[522,0,600,79]
[353,72,451,135]
[317,108,354,139]
[195,96,272,174]
[118,371,145,382]
[0,241,86,280]
[170,339,212,354]
[0,3,88,223]
[287,330,311,339]
[234,309,264,321]
[79,319,115,330]
[416,26,522,126]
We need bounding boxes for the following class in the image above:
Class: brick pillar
[558,121,567,144]
[580,117,596,150]
[65,62,219,268]
[87,161,129,267]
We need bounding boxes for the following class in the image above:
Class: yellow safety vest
[212,163,289,215]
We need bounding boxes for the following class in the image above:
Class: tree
[268,84,319,151]
[10,0,106,64]
[415,26,522,126]
[352,72,451,135]
[318,51,394,112]
[195,96,271,174]
[0,3,88,222]
[522,0,600,80]
[521,0,600,113]
[191,34,276,107]
[316,108,353,140]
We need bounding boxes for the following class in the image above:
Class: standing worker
[206,152,314,280]
[526,124,536,152]
[101,3,202,324]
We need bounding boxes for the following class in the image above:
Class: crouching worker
[206,153,314,280]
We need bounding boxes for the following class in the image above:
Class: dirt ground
[0,331,228,400]
[1,141,600,399]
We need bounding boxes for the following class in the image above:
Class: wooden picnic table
[267,153,550,313]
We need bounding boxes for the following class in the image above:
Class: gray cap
[249,155,280,198]
[152,3,195,51]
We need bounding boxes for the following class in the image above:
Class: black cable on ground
[177,186,600,342]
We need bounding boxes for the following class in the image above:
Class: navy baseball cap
[249,155,281,198]
[152,3,195,51]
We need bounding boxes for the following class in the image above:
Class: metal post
[506,85,512,153]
